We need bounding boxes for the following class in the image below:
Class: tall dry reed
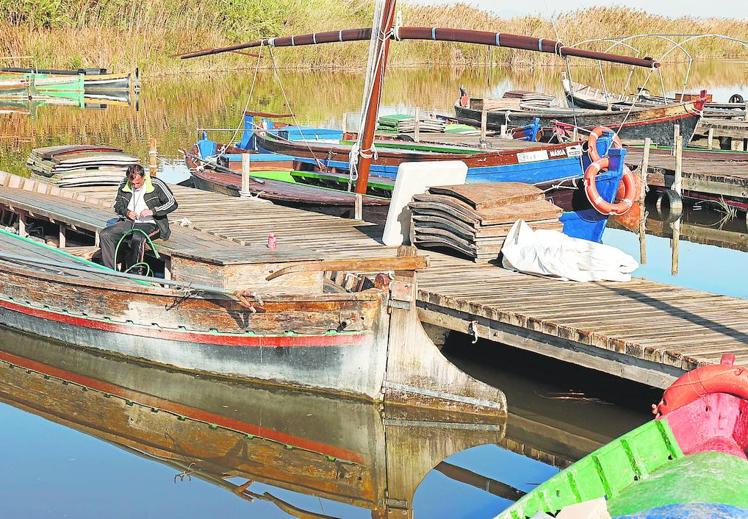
[0,2,746,74]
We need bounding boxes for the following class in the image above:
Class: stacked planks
[409,183,563,263]
[378,113,445,133]
[27,145,138,187]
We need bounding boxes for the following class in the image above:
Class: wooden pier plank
[1,176,747,388]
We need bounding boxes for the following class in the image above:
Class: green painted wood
[608,451,748,516]
[497,419,684,519]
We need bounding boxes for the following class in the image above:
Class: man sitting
[99,164,178,271]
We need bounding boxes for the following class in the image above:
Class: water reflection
[0,324,659,518]
[606,203,748,299]
[0,328,505,518]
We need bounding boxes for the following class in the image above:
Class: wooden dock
[626,147,748,211]
[697,117,748,149]
[2,172,748,389]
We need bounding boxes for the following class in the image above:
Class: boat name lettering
[516,150,549,163]
[566,145,583,158]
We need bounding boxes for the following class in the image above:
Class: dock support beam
[383,247,506,415]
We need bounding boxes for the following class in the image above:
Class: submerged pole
[355,0,397,195]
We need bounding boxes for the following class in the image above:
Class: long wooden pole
[178,27,659,68]
[354,0,397,195]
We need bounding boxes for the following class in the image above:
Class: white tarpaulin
[501,220,638,282]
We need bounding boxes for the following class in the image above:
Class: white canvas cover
[501,220,638,282]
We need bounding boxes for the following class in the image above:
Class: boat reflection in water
[0,329,506,518]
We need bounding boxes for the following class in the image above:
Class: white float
[382,161,468,246]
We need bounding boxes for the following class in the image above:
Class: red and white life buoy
[587,126,622,162]
[584,160,637,216]
[655,353,748,417]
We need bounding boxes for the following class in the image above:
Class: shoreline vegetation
[1,2,747,76]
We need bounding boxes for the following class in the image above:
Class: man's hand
[139,209,153,218]
[126,210,137,220]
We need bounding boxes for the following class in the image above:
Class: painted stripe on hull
[0,298,366,348]
[0,304,385,399]
[294,156,584,182]
[0,350,364,463]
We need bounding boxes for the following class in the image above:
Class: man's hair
[126,164,145,178]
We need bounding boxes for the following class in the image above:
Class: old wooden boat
[563,78,746,119]
[185,137,391,221]
[1,67,133,91]
[455,91,705,146]
[0,329,506,516]
[254,124,588,184]
[497,353,748,518]
[0,171,504,415]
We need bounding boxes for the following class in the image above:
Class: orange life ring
[655,354,748,416]
[587,126,622,162]
[584,159,637,215]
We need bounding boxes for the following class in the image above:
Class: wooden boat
[455,91,705,147]
[1,67,132,91]
[0,171,505,415]
[254,125,588,184]
[497,353,748,518]
[185,139,391,221]
[0,330,506,516]
[563,78,747,119]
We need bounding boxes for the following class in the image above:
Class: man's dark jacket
[113,175,178,239]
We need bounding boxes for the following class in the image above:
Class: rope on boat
[349,0,390,191]
[215,50,263,161]
[266,45,327,171]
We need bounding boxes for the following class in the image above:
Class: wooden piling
[414,108,420,143]
[639,138,651,264]
[148,139,158,177]
[672,125,680,157]
[240,153,250,198]
[480,108,487,143]
[673,135,683,196]
[354,193,363,220]
[707,127,714,150]
[671,216,680,275]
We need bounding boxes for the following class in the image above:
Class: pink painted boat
[498,353,748,518]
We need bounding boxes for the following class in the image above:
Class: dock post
[480,107,487,145]
[672,125,680,156]
[707,127,714,150]
[500,124,507,138]
[670,135,683,214]
[639,138,651,264]
[354,193,363,220]
[414,108,420,143]
[239,153,251,198]
[744,101,748,122]
[671,216,681,275]
[58,224,66,248]
[148,138,158,177]
[673,135,683,203]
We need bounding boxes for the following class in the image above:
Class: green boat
[497,353,748,518]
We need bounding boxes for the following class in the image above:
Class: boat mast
[355,0,397,195]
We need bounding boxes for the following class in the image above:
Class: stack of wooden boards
[409,183,563,263]
[27,145,138,187]
[378,114,445,133]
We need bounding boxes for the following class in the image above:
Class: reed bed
[0,2,746,75]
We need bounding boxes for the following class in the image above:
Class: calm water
[0,64,746,517]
